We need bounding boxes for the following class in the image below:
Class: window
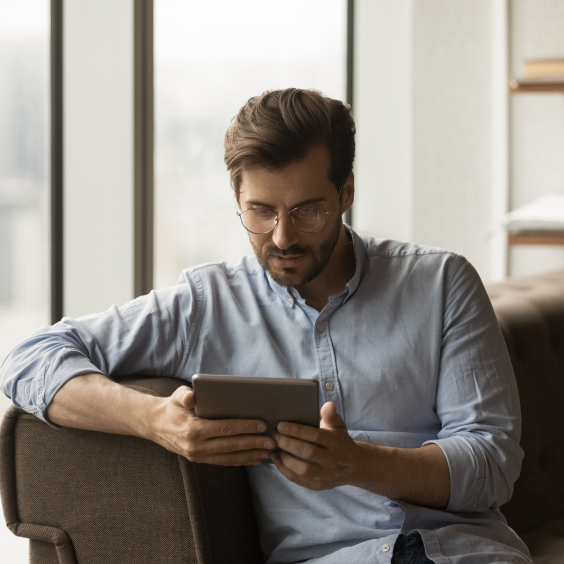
[154,0,346,288]
[0,1,50,377]
[0,2,50,562]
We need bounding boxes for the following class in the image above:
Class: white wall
[354,0,499,282]
[64,0,134,318]
[411,0,495,280]
[354,0,412,243]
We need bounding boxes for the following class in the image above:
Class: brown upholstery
[1,271,564,562]
[487,271,564,535]
[0,377,262,564]
[487,271,564,562]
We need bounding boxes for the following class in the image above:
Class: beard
[250,215,342,288]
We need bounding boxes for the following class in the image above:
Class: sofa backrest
[487,270,564,535]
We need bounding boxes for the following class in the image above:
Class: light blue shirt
[1,227,531,563]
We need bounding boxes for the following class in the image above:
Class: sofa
[486,270,564,563]
[1,270,563,563]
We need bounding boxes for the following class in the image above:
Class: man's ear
[341,171,354,214]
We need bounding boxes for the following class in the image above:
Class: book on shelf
[503,193,564,233]
[524,58,564,79]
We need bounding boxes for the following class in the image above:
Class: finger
[277,421,327,445]
[193,417,267,440]
[320,402,346,429]
[276,449,314,479]
[271,451,299,482]
[192,449,272,467]
[171,386,195,411]
[198,434,276,455]
[274,433,321,462]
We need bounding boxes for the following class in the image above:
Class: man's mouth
[269,254,308,268]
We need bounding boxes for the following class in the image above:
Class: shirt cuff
[36,350,106,428]
[423,436,482,512]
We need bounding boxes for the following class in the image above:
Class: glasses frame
[236,186,344,235]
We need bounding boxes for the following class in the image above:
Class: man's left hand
[271,402,359,491]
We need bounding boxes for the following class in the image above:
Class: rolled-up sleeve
[423,257,523,512]
[0,282,197,426]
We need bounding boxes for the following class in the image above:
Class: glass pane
[0,1,50,558]
[0,2,50,386]
[154,0,346,289]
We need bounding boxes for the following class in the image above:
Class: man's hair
[224,88,356,196]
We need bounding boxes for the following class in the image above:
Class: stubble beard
[250,216,342,288]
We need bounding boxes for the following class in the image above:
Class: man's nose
[271,213,299,250]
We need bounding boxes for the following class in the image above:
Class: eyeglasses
[236,187,343,234]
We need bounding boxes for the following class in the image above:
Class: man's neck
[296,228,356,312]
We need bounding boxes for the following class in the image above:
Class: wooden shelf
[509,231,564,246]
[509,79,564,93]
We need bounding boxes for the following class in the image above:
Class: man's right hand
[148,385,274,466]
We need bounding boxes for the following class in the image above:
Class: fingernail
[257,423,267,432]
[278,422,288,432]
[261,453,270,460]
[273,433,281,442]
[264,440,274,449]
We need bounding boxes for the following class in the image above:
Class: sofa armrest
[0,376,262,564]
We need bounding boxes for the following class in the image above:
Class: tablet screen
[192,374,320,438]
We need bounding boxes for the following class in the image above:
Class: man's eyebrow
[245,196,327,208]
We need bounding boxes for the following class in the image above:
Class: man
[1,89,531,563]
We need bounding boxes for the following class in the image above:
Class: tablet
[192,374,320,439]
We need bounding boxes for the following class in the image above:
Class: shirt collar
[264,224,368,306]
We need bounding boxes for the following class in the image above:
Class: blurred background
[1,0,564,556]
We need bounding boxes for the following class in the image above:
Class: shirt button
[291,289,299,298]
[325,381,334,390]
[286,297,293,306]
[382,544,390,552]
[316,323,325,332]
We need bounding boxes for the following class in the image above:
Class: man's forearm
[46,373,158,439]
[46,373,274,465]
[350,442,451,509]
[272,405,451,508]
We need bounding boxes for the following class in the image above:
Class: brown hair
[224,88,355,197]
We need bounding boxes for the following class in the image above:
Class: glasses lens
[291,207,325,233]
[241,209,277,233]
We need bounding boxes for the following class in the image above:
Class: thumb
[171,386,195,411]
[320,402,346,429]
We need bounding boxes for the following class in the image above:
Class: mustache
[263,244,311,258]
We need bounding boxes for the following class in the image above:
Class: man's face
[238,146,343,288]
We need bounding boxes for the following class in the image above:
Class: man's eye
[294,207,318,220]
[252,209,275,219]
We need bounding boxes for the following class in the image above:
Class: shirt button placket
[314,319,340,413]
